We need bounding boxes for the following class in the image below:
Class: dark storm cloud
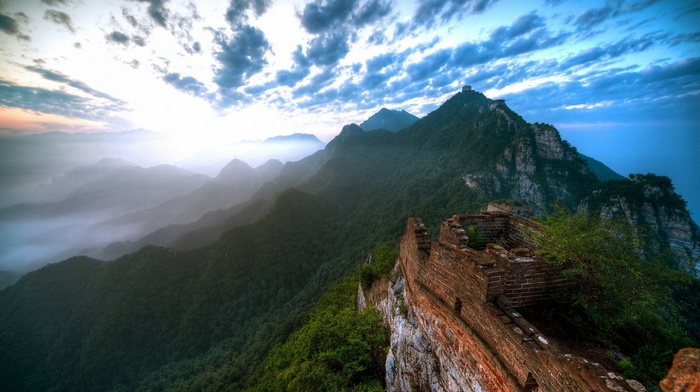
[306,32,351,66]
[0,13,30,40]
[352,0,391,27]
[25,66,126,103]
[300,0,392,33]
[276,68,311,87]
[107,31,130,44]
[163,73,207,96]
[575,0,658,31]
[300,0,357,33]
[213,25,270,92]
[412,0,500,28]
[225,0,272,25]
[0,81,126,121]
[43,9,74,33]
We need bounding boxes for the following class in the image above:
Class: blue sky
[0,0,698,217]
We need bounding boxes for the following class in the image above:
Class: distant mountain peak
[217,159,254,179]
[359,108,419,132]
[262,133,324,145]
[94,157,136,167]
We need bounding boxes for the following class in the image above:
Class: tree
[533,206,695,387]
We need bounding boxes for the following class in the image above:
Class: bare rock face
[469,105,595,215]
[659,348,700,392]
[597,175,700,265]
[378,271,485,392]
[532,123,571,161]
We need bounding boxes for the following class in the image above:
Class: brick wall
[395,216,646,392]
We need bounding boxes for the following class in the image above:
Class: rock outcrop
[592,174,700,267]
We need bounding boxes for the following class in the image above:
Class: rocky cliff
[587,174,700,266]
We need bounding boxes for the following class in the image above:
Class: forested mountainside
[1,90,697,391]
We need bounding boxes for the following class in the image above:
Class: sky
[0,0,699,216]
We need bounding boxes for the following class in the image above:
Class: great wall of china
[360,204,650,391]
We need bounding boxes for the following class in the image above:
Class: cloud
[352,0,391,27]
[163,73,208,96]
[0,13,30,40]
[412,0,500,28]
[107,31,130,45]
[406,48,451,81]
[0,81,127,122]
[300,0,357,33]
[498,57,700,126]
[122,8,140,28]
[276,68,310,87]
[559,33,658,70]
[305,32,350,66]
[132,0,169,27]
[575,0,658,32]
[24,65,127,104]
[451,12,566,68]
[225,0,272,25]
[43,9,75,33]
[40,0,70,5]
[213,24,270,93]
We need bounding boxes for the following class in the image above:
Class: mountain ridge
[359,107,419,132]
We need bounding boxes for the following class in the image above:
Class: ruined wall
[372,215,647,392]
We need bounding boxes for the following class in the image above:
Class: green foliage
[534,205,696,387]
[247,273,389,392]
[466,226,488,250]
[358,242,399,289]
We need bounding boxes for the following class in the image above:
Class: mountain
[359,108,419,132]
[89,159,284,260]
[579,153,625,181]
[0,89,696,391]
[0,161,210,271]
[175,133,325,176]
[0,129,168,208]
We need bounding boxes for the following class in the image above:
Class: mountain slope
[0,89,696,391]
[579,153,625,181]
[359,108,419,132]
[94,159,283,249]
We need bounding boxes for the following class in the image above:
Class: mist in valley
[0,130,325,280]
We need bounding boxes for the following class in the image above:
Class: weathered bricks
[392,214,646,392]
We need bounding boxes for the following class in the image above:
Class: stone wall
[372,214,647,391]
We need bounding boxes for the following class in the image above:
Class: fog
[0,130,325,276]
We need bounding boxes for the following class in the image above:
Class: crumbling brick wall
[395,215,646,391]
